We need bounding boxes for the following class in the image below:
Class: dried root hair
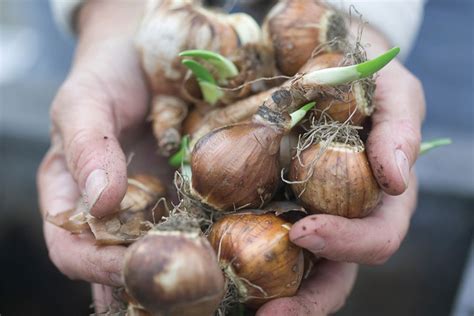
[153,202,203,233]
[171,170,220,234]
[303,12,377,118]
[282,114,363,193]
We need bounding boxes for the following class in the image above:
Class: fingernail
[85,169,108,209]
[292,234,326,253]
[395,149,409,189]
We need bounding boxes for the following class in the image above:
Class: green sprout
[180,49,239,80]
[180,50,239,105]
[181,59,223,105]
[302,47,400,86]
[169,135,190,168]
[290,101,316,128]
[420,138,452,155]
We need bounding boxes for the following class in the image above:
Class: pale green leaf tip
[356,47,400,78]
[181,59,216,84]
[290,101,316,128]
[301,101,316,112]
[169,135,190,168]
[179,49,238,79]
[181,59,223,103]
[179,49,219,58]
[419,138,452,155]
[199,81,223,105]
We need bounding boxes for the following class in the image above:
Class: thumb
[51,85,128,218]
[367,64,425,195]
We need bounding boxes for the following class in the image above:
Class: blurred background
[0,0,472,315]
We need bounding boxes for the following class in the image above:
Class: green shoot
[420,138,452,155]
[181,59,223,105]
[180,49,238,80]
[356,47,400,78]
[290,101,316,128]
[182,59,215,84]
[169,135,190,168]
[302,47,400,86]
[199,81,224,105]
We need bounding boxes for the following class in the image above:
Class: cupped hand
[289,60,424,264]
[37,1,168,312]
[259,29,425,315]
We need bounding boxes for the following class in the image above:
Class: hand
[257,261,358,316]
[37,1,172,313]
[258,27,425,315]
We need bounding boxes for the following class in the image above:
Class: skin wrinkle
[39,3,425,315]
[80,58,148,136]
[86,69,124,135]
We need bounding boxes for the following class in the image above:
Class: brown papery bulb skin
[136,0,261,96]
[191,119,284,211]
[121,174,167,215]
[301,53,374,125]
[263,0,347,76]
[87,174,168,245]
[123,230,225,316]
[189,88,278,149]
[289,142,382,218]
[182,107,206,136]
[208,212,305,307]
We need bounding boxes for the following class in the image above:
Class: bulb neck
[253,106,291,132]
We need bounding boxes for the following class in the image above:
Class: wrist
[77,0,144,42]
[71,1,145,71]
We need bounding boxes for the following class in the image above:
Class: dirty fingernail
[395,149,409,189]
[85,169,108,209]
[292,234,326,254]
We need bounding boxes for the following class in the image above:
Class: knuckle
[395,119,422,158]
[370,231,401,265]
[80,250,103,281]
[79,249,118,285]
[399,120,421,143]
[50,82,77,123]
[65,128,101,180]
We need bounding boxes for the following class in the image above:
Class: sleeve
[49,0,83,35]
[325,0,426,60]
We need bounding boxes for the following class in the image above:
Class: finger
[44,223,126,286]
[51,84,128,217]
[367,63,425,195]
[92,284,116,314]
[38,148,125,286]
[37,144,81,218]
[290,172,417,265]
[257,261,358,316]
[92,284,123,314]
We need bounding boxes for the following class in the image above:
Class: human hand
[37,1,172,313]
[258,26,425,315]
